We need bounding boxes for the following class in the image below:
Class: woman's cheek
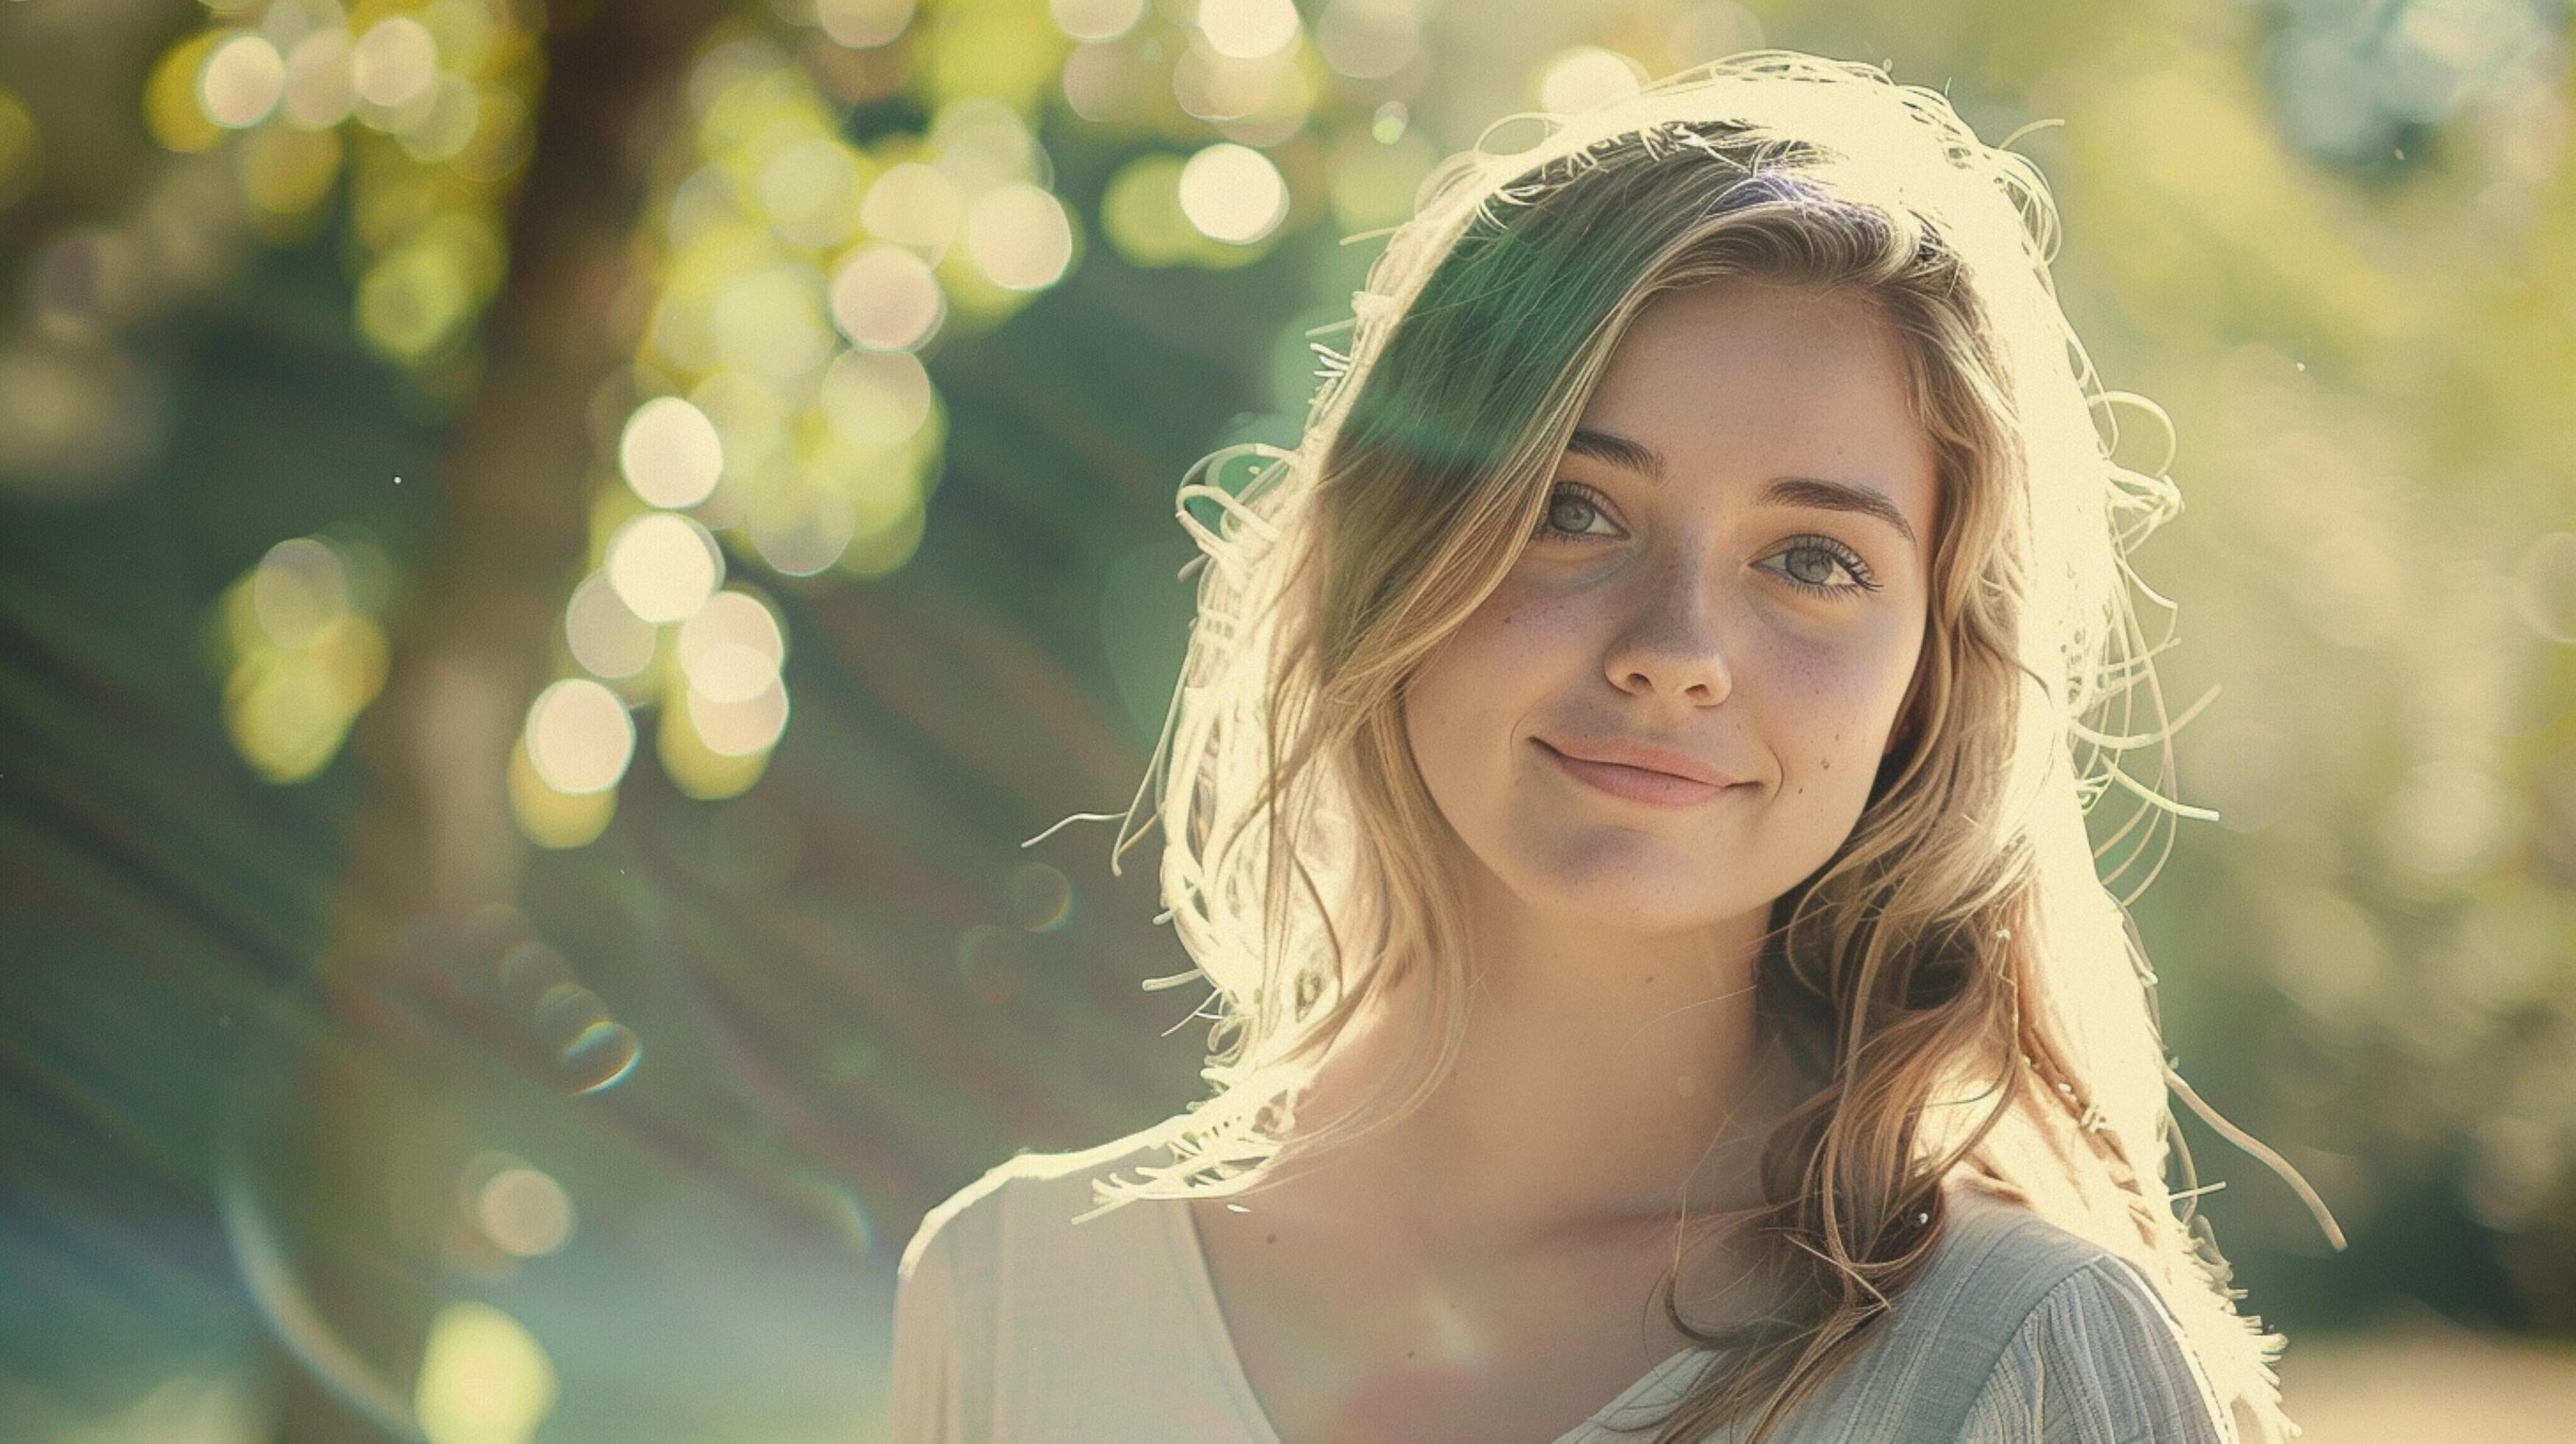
[1406,588,1554,751]
[1426,589,1526,681]
[1413,615,1518,746]
[1772,653,1902,796]
[1463,568,1595,658]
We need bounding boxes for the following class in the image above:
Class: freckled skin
[1190,287,1944,1432]
[1403,279,1940,936]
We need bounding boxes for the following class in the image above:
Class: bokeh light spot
[253,536,350,649]
[818,0,917,48]
[356,241,473,363]
[712,261,835,379]
[563,572,659,680]
[1172,41,1294,125]
[860,161,964,253]
[475,1166,575,1258]
[686,676,790,757]
[524,679,634,796]
[200,34,287,130]
[933,97,1046,195]
[1050,0,1145,43]
[1178,142,1288,245]
[147,33,227,153]
[214,533,390,785]
[1199,0,1303,60]
[396,74,482,164]
[747,486,859,577]
[1667,1,1764,68]
[241,125,345,221]
[351,16,440,111]
[818,348,933,444]
[1006,861,1074,931]
[606,512,723,624]
[1370,99,1406,144]
[759,136,864,248]
[964,183,1074,291]
[1317,0,1421,80]
[2378,758,2520,879]
[1100,153,1197,265]
[1060,38,1151,122]
[688,370,790,488]
[225,648,372,784]
[829,243,945,351]
[841,496,926,578]
[506,738,616,849]
[677,590,785,704]
[618,395,725,509]
[656,681,776,800]
[415,1301,557,1444]
[1537,45,1646,114]
[282,29,355,129]
[560,1019,642,1094]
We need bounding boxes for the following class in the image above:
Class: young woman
[890,49,2342,1444]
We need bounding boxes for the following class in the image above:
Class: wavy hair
[1061,49,2342,1443]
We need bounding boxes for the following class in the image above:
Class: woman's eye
[1527,496,1877,600]
[1763,538,1881,597]
[1535,483,1618,541]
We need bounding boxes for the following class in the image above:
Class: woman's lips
[1534,738,1743,807]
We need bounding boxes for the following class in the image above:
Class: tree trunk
[266,2,726,1437]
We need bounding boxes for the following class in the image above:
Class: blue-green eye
[1529,491,1881,600]
[1534,482,1618,541]
[1763,536,1881,597]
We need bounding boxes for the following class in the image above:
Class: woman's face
[1403,278,1940,936]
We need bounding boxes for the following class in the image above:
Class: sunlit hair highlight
[1059,49,2343,1444]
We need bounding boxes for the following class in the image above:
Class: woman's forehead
[1570,282,1940,544]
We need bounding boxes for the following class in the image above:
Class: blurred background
[1,0,2573,1439]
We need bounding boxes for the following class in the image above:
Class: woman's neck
[1260,866,1794,1266]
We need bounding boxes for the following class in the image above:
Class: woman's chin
[1507,863,1749,935]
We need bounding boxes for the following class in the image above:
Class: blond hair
[1066,49,2342,1443]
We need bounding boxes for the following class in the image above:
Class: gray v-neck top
[888,1128,2239,1442]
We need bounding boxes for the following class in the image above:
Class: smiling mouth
[1534,739,1744,807]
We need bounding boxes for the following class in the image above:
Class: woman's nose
[1602,554,1733,706]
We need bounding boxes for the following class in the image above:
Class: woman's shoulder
[897,1123,1187,1289]
[1908,1177,2155,1319]
[1867,1179,2238,1442]
[1904,1179,2203,1356]
[890,1126,1236,1438]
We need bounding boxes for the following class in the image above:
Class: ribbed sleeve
[1956,1253,2237,1444]
[888,1216,960,1443]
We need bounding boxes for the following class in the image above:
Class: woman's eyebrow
[1761,476,1919,550]
[1564,426,1918,550]
[1563,426,1668,478]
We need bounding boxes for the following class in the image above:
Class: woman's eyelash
[1768,534,1881,597]
[1530,484,1883,598]
[1533,480,1620,541]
